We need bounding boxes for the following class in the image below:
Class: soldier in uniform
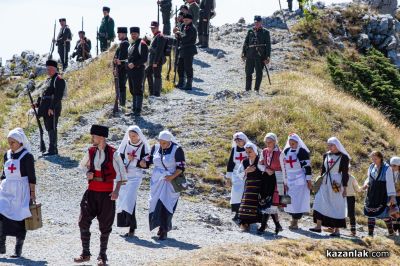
[98,7,116,52]
[71,31,92,62]
[158,0,172,35]
[146,22,167,97]
[175,14,198,90]
[180,4,189,15]
[287,0,304,12]
[127,27,149,116]
[242,15,271,92]
[113,27,129,112]
[35,60,66,156]
[55,18,72,71]
[187,0,200,28]
[198,0,216,48]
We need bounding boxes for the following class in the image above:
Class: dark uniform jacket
[242,27,271,60]
[159,0,172,11]
[72,38,92,60]
[128,38,149,67]
[200,0,216,14]
[177,23,198,57]
[114,38,129,70]
[149,32,167,65]
[38,73,65,117]
[188,2,200,28]
[99,15,115,41]
[56,26,72,50]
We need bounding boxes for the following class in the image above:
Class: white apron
[231,149,247,205]
[283,149,310,214]
[116,143,144,214]
[313,154,347,219]
[149,144,180,214]
[0,150,31,221]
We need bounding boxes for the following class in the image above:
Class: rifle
[157,2,160,25]
[81,17,85,61]
[278,0,290,34]
[26,80,46,153]
[173,6,179,85]
[48,20,56,59]
[113,59,128,114]
[264,64,272,85]
[96,27,99,56]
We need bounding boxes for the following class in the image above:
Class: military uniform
[99,7,116,52]
[188,0,200,28]
[146,22,167,97]
[176,14,198,90]
[127,27,149,116]
[114,28,129,108]
[72,32,92,62]
[288,0,304,12]
[242,16,271,92]
[37,60,65,155]
[56,18,72,71]
[198,0,216,48]
[159,0,172,35]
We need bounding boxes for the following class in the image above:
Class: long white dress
[227,147,247,206]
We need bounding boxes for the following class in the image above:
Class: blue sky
[0,0,351,61]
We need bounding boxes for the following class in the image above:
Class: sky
[0,0,352,62]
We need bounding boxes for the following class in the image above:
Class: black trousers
[118,67,128,106]
[245,57,263,91]
[43,113,60,153]
[347,196,356,231]
[78,190,115,260]
[146,64,163,96]
[128,66,145,97]
[162,9,171,35]
[177,56,194,80]
[198,10,211,37]
[100,38,111,52]
[58,45,70,70]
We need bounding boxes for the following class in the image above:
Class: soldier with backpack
[146,21,167,97]
[34,59,66,156]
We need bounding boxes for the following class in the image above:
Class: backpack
[53,76,68,99]
[164,37,175,57]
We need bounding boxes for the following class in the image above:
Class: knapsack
[164,37,175,57]
[53,76,68,99]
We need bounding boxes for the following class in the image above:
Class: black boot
[199,35,209,48]
[10,238,24,258]
[153,78,162,97]
[44,130,57,156]
[135,96,143,116]
[245,75,252,91]
[255,75,262,92]
[183,78,193,90]
[257,214,269,235]
[176,76,185,89]
[272,214,283,234]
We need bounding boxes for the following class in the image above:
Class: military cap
[78,30,85,35]
[46,59,58,68]
[117,27,128,34]
[254,15,262,22]
[150,21,159,28]
[130,27,140,34]
[103,6,110,12]
[59,18,66,22]
[183,13,193,20]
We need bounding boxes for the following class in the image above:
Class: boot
[153,78,162,97]
[255,75,262,92]
[199,35,209,48]
[183,78,193,90]
[272,214,283,234]
[289,219,299,230]
[257,214,269,235]
[135,96,143,116]
[176,76,185,89]
[196,35,203,46]
[10,238,24,258]
[44,130,57,156]
[245,75,252,91]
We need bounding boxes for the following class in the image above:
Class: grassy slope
[163,237,400,265]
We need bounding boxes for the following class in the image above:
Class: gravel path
[1,23,385,266]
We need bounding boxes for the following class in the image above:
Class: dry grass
[161,237,400,265]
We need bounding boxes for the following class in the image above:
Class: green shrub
[327,48,400,125]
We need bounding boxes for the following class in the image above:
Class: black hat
[130,27,140,34]
[183,13,193,20]
[90,125,109,138]
[46,59,58,68]
[180,5,189,10]
[78,30,85,35]
[254,15,262,22]
[59,18,66,22]
[150,21,159,28]
[117,27,128,34]
[178,11,185,17]
[103,6,110,12]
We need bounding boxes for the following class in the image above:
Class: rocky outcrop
[0,50,48,77]
[367,0,398,16]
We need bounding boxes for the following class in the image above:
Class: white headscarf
[232,132,249,148]
[283,133,310,153]
[158,130,178,144]
[244,142,259,156]
[327,137,351,159]
[390,156,400,166]
[117,125,150,154]
[7,127,31,153]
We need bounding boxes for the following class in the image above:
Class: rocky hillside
[1,2,400,265]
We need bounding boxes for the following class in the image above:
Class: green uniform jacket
[188,3,200,28]
[242,27,271,60]
[99,15,115,41]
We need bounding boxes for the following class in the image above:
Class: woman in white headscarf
[281,133,312,230]
[310,137,350,237]
[226,132,249,222]
[390,156,400,235]
[146,130,186,240]
[237,142,264,232]
[0,128,36,257]
[116,126,150,237]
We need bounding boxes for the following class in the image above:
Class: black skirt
[313,210,346,228]
[0,214,27,239]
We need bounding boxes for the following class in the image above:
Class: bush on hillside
[327,48,400,126]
